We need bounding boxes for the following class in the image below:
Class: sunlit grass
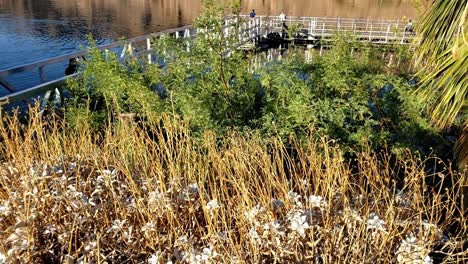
[0,109,466,263]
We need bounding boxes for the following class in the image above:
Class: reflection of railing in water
[0,15,415,111]
[249,46,407,73]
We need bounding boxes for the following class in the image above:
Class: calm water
[0,0,416,71]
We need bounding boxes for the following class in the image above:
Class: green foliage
[415,0,467,129]
[256,38,443,154]
[285,22,302,41]
[148,27,262,134]
[413,0,467,165]
[64,2,450,157]
[66,37,167,131]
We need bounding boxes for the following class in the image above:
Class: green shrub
[65,3,450,157]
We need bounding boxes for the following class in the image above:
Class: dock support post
[256,17,260,37]
[259,16,263,36]
[186,29,192,52]
[54,88,63,108]
[120,44,128,58]
[395,21,399,39]
[353,18,356,35]
[321,21,325,39]
[385,24,390,43]
[128,43,133,56]
[146,38,152,64]
[38,90,52,117]
[309,18,313,36]
[388,54,394,67]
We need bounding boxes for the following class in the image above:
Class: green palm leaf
[415,0,468,166]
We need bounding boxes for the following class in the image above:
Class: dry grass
[0,110,466,263]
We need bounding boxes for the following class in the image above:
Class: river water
[0,0,416,72]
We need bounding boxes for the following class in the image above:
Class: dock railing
[234,15,415,43]
[0,26,198,109]
[0,16,414,111]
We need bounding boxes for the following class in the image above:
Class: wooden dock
[0,15,415,110]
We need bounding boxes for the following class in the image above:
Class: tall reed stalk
[0,109,466,263]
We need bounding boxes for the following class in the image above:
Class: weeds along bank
[0,112,466,263]
[0,2,467,263]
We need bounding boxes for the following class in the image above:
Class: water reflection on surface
[0,0,416,70]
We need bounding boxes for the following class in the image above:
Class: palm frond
[418,44,468,129]
[415,0,467,67]
[414,0,468,166]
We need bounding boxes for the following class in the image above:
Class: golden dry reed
[0,109,466,263]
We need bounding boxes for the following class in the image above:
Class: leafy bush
[66,2,450,158]
[257,41,448,155]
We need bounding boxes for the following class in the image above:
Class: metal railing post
[39,66,47,83]
[321,21,325,38]
[354,18,357,35]
[385,24,390,43]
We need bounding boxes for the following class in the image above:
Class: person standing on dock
[250,9,256,18]
[280,11,288,40]
[279,12,286,22]
[404,20,414,32]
